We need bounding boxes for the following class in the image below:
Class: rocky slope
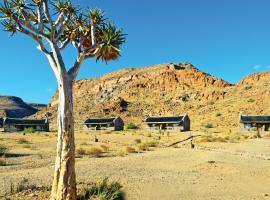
[0,96,43,118]
[31,62,270,131]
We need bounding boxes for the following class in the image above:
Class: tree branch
[60,38,70,51]
[37,4,43,31]
[55,15,70,41]
[91,23,96,46]
[67,53,85,80]
[42,0,53,26]
[54,12,65,27]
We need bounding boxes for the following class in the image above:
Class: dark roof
[144,116,185,124]
[84,117,119,124]
[3,118,48,125]
[240,115,270,123]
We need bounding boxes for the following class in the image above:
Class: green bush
[78,178,123,200]
[247,98,255,103]
[245,86,252,90]
[126,123,138,130]
[17,138,30,144]
[205,123,213,129]
[215,113,222,117]
[23,127,35,134]
[0,144,8,155]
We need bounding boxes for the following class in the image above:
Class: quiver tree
[0,0,125,199]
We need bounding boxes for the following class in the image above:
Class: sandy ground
[0,131,270,200]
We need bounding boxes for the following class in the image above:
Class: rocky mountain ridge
[0,96,46,118]
[32,62,270,131]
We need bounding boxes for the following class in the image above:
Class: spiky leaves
[88,8,104,25]
[96,23,125,62]
[0,0,126,62]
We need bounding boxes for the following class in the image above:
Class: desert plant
[205,123,213,129]
[0,144,8,155]
[126,146,136,153]
[117,150,126,157]
[78,178,123,200]
[100,144,109,152]
[245,86,252,90]
[126,123,138,130]
[76,148,87,156]
[146,140,158,147]
[81,142,88,146]
[215,113,222,117]
[15,177,38,193]
[17,138,30,144]
[138,143,150,151]
[0,157,7,166]
[22,144,31,148]
[247,98,255,103]
[134,139,141,144]
[256,130,262,138]
[88,148,103,158]
[208,101,215,105]
[23,127,35,134]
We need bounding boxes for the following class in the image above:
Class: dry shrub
[88,147,103,158]
[138,143,150,151]
[117,150,126,157]
[126,146,136,153]
[22,144,31,148]
[198,133,246,143]
[146,140,158,147]
[0,157,6,166]
[100,144,109,152]
[134,138,141,144]
[0,144,8,155]
[81,142,88,146]
[77,148,87,156]
[17,138,30,144]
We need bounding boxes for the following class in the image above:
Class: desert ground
[0,129,270,200]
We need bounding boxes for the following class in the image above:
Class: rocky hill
[0,96,44,118]
[31,62,270,131]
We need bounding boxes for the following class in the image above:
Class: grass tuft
[78,177,123,200]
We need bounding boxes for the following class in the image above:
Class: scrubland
[0,129,270,200]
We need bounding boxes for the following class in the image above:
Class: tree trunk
[51,74,76,200]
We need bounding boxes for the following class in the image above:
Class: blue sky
[0,0,270,103]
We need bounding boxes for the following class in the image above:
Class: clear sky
[0,0,270,103]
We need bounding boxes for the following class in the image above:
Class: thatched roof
[3,118,48,125]
[144,115,187,124]
[84,117,120,124]
[240,115,270,123]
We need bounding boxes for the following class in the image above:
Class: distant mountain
[0,96,46,118]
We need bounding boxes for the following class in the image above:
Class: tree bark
[51,73,76,200]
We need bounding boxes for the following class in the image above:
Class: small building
[84,117,124,131]
[240,114,270,133]
[3,118,49,132]
[144,114,190,131]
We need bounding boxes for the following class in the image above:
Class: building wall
[3,124,49,132]
[240,123,270,134]
[114,118,124,131]
[182,115,191,131]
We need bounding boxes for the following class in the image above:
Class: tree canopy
[0,0,125,67]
